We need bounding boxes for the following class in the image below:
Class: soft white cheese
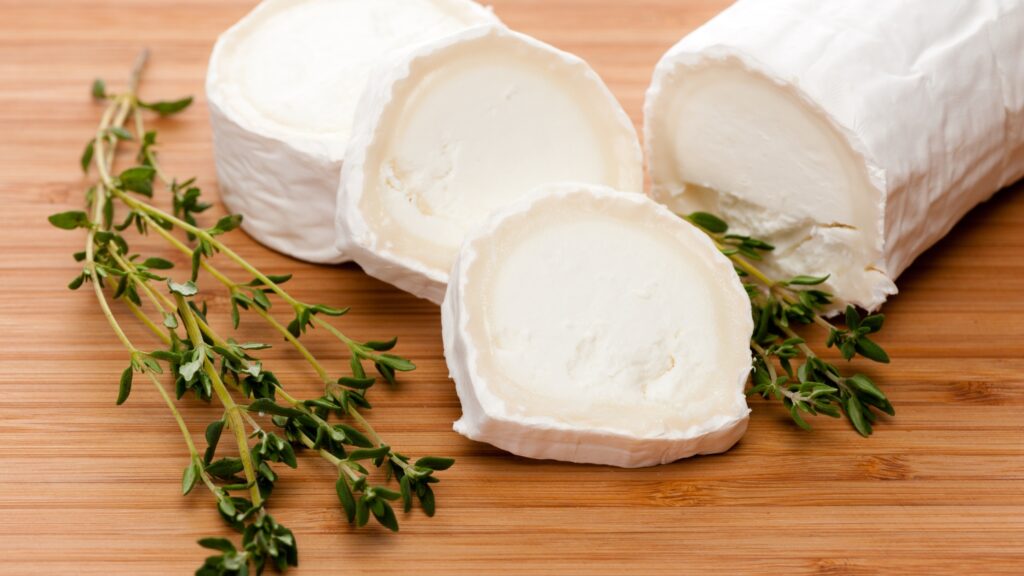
[645,0,1024,310]
[338,26,643,303]
[207,0,499,263]
[442,184,753,468]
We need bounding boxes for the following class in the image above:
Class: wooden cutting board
[1,1,1022,574]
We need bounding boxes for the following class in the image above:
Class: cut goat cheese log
[337,26,643,303]
[442,185,753,468]
[645,0,1024,310]
[207,0,499,263]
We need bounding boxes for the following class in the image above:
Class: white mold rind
[207,0,500,263]
[441,185,753,468]
[645,0,1024,310]
[207,98,345,263]
[338,26,643,303]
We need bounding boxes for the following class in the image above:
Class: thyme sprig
[685,212,894,436]
[51,52,452,575]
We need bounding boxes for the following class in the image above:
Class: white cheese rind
[207,0,499,263]
[338,26,644,303]
[645,0,1024,310]
[207,99,345,263]
[442,185,753,468]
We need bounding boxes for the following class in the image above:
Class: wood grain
[1,1,1022,574]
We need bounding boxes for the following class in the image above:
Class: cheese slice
[645,0,1024,310]
[337,26,644,303]
[442,185,753,468]
[207,0,499,263]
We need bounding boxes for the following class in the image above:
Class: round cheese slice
[645,0,1024,311]
[442,185,753,468]
[337,26,643,303]
[207,0,500,263]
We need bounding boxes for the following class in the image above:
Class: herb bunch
[50,52,453,575]
[685,212,895,436]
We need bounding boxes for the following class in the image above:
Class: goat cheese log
[442,185,753,468]
[207,0,499,263]
[338,26,643,303]
[645,0,1024,310]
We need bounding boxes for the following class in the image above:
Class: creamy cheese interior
[358,31,642,274]
[649,61,890,306]
[462,191,750,437]
[211,0,494,158]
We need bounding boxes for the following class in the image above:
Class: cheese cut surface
[442,185,752,468]
[207,0,499,263]
[338,26,643,303]
[645,0,1024,311]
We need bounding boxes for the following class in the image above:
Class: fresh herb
[52,51,453,575]
[685,212,894,436]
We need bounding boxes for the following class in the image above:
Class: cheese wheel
[645,0,1024,310]
[442,184,753,468]
[207,0,499,263]
[337,25,643,303]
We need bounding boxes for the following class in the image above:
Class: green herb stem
[87,116,135,354]
[122,197,382,363]
[176,293,263,507]
[141,356,221,497]
[131,106,172,186]
[110,253,353,481]
[776,323,818,361]
[776,288,837,333]
[126,300,171,345]
[114,191,298,303]
[109,248,176,313]
[713,238,837,333]
[135,210,236,286]
[250,305,332,384]
[83,50,226,507]
[122,266,355,481]
[59,56,447,566]
[687,211,892,435]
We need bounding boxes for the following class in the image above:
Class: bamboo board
[1,1,1022,574]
